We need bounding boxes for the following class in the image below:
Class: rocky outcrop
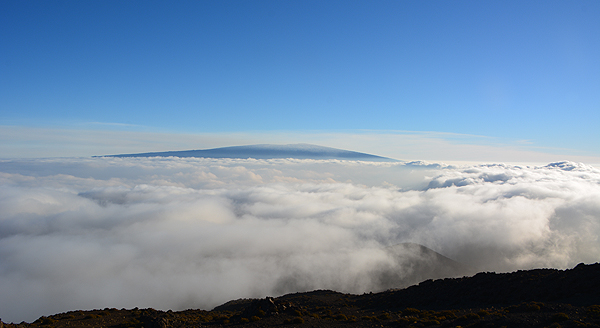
[240,297,298,318]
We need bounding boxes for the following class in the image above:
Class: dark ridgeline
[98,144,398,162]
[10,263,600,327]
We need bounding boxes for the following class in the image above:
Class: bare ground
[3,263,600,328]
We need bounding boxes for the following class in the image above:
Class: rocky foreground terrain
[3,263,599,328]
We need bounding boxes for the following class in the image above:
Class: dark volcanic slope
[8,263,600,327]
[100,143,397,161]
[363,262,600,310]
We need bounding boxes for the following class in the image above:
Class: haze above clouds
[1,1,600,323]
[1,157,599,322]
[1,1,599,161]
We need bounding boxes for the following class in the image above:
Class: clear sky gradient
[1,1,599,162]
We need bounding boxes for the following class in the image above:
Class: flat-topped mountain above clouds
[100,143,398,162]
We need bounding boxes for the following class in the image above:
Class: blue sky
[2,2,600,321]
[1,0,599,162]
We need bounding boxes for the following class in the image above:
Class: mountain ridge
[7,263,599,327]
[98,143,398,162]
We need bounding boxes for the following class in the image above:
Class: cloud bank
[1,157,599,322]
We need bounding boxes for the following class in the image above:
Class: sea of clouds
[1,157,599,323]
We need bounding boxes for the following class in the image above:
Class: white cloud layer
[1,157,599,322]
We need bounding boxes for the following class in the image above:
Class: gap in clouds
[1,157,599,323]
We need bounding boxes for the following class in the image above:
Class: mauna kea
[99,143,398,161]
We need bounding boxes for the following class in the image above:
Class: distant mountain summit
[377,243,473,290]
[271,243,472,296]
[100,144,398,162]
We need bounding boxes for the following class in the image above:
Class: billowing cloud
[1,157,599,323]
